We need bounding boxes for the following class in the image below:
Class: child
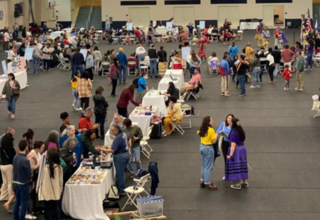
[282,65,293,90]
[71,71,81,111]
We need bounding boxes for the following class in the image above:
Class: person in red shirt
[281,44,294,70]
[282,65,293,91]
[134,27,142,43]
[116,84,141,117]
[78,107,99,136]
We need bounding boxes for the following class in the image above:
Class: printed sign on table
[166,22,173,29]
[25,48,34,60]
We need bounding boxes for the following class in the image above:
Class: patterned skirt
[225,145,248,181]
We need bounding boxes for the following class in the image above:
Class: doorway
[273,5,284,27]
[263,5,284,28]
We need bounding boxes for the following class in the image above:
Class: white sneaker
[222,176,225,180]
[284,87,287,91]
[294,88,299,91]
[25,214,37,219]
[256,85,260,88]
[299,89,304,92]
[250,85,256,89]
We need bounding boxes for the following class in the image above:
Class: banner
[25,48,34,60]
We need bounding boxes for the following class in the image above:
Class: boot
[100,129,105,140]
[95,128,101,139]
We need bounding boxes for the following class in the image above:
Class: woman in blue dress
[225,118,249,189]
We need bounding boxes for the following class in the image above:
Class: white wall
[101,0,312,25]
[0,1,9,28]
[54,0,71,21]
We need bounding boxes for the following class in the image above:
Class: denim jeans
[113,152,130,193]
[149,59,158,77]
[128,146,141,175]
[118,65,127,83]
[33,57,39,73]
[306,53,313,69]
[238,75,246,95]
[73,65,84,78]
[252,67,261,86]
[72,88,80,108]
[137,54,145,71]
[43,59,50,70]
[200,144,214,184]
[7,95,16,114]
[14,183,30,220]
[95,112,106,137]
[189,66,196,78]
[273,63,279,77]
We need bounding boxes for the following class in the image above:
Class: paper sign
[199,21,205,29]
[18,57,26,72]
[25,48,34,60]
[166,22,173,29]
[7,62,13,73]
[127,23,133,31]
[80,49,87,60]
[182,47,191,60]
[2,60,7,75]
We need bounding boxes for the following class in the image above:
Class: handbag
[12,82,19,96]
[107,185,120,201]
[218,123,225,152]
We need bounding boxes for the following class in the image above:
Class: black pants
[28,186,39,215]
[268,65,275,82]
[80,97,89,110]
[44,200,60,220]
[221,140,230,167]
[86,67,94,81]
[95,112,106,137]
[111,78,117,95]
[117,106,128,118]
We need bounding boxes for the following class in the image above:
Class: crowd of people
[1,16,320,219]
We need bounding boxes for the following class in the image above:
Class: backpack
[132,77,141,89]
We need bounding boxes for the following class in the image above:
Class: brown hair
[121,84,136,96]
[95,86,104,95]
[211,52,217,57]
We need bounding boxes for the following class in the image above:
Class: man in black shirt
[272,46,281,77]
[237,55,249,97]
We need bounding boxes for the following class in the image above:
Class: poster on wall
[199,21,205,29]
[166,22,173,29]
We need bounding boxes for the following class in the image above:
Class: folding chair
[170,119,185,135]
[313,54,320,67]
[139,125,154,159]
[183,82,203,101]
[180,106,192,129]
[133,172,151,196]
[311,95,320,118]
[112,38,119,45]
[122,174,151,210]
[127,61,137,76]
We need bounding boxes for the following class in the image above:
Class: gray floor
[1,29,320,219]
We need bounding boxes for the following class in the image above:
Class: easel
[106,210,166,220]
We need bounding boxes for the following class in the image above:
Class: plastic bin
[137,196,164,218]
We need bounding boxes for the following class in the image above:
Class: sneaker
[284,87,287,91]
[221,92,225,96]
[205,184,218,189]
[294,87,299,91]
[238,94,246,97]
[241,182,249,188]
[77,107,83,112]
[25,214,37,219]
[231,184,241,190]
[222,176,225,181]
[224,93,231,97]
[256,85,260,88]
[299,89,304,92]
[250,85,256,89]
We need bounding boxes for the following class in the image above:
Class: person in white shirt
[135,44,146,71]
[93,46,102,74]
[3,29,11,51]
[266,48,275,84]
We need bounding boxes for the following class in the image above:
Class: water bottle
[72,153,76,167]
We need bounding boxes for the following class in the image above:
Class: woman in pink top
[108,58,120,96]
[44,130,60,152]
[180,68,202,94]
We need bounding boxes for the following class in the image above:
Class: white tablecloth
[0,70,28,97]
[129,107,158,135]
[158,76,183,91]
[62,167,113,220]
[50,31,64,39]
[239,21,260,30]
[164,69,184,78]
[142,91,167,117]
[104,122,139,146]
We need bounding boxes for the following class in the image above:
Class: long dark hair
[198,116,211,137]
[85,129,95,140]
[113,57,120,69]
[48,152,61,179]
[225,114,235,126]
[168,82,175,90]
[231,118,246,141]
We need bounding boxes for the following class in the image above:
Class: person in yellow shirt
[71,72,81,111]
[245,42,254,60]
[163,96,182,135]
[197,116,218,189]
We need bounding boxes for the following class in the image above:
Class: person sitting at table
[136,72,149,104]
[123,119,143,179]
[117,84,141,118]
[163,96,183,135]
[164,82,178,107]
[80,129,105,158]
[180,68,202,95]
[100,124,130,196]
